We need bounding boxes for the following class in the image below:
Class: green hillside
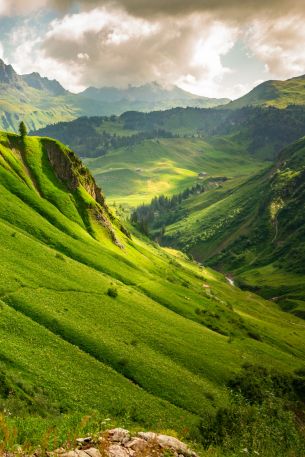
[34,105,305,207]
[34,104,305,162]
[1,131,305,454]
[84,136,265,206]
[228,74,305,109]
[154,137,305,317]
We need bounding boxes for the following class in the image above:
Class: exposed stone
[76,451,91,457]
[107,444,129,457]
[125,438,147,452]
[107,428,130,444]
[76,438,92,446]
[83,448,101,457]
[157,435,189,455]
[39,428,198,457]
[137,431,157,441]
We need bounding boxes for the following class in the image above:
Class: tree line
[131,183,205,236]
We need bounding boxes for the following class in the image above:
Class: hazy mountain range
[0,59,229,132]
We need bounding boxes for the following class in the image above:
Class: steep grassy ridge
[0,131,305,449]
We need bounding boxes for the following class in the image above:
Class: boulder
[137,431,157,441]
[107,444,129,457]
[76,438,93,446]
[83,449,101,457]
[125,438,147,452]
[107,428,130,445]
[157,435,193,456]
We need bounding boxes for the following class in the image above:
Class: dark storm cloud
[59,0,304,20]
[2,0,304,20]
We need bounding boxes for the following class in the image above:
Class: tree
[19,121,27,137]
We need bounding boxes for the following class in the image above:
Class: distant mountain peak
[0,58,21,84]
[22,71,67,96]
[80,82,230,106]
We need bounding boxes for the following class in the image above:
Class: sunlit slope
[163,137,305,317]
[1,131,305,439]
[228,74,305,109]
[85,137,264,205]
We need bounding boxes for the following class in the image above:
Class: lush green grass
[0,131,305,454]
[159,137,305,317]
[228,74,305,109]
[85,137,265,206]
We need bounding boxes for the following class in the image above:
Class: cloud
[246,16,305,79]
[9,23,86,91]
[9,6,238,95]
[4,0,305,98]
[1,0,304,21]
[0,0,48,15]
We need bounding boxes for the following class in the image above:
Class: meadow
[0,131,305,455]
[85,137,265,206]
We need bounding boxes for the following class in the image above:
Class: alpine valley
[0,44,305,457]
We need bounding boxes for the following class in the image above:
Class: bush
[200,397,305,456]
[107,287,118,298]
[228,363,301,404]
[199,364,305,455]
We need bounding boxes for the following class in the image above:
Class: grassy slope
[85,137,265,206]
[0,131,305,448]
[162,137,305,317]
[228,75,305,109]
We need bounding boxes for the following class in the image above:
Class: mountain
[150,137,305,318]
[1,129,305,453]
[22,71,68,96]
[81,82,230,110]
[0,58,21,85]
[0,59,229,132]
[228,74,305,109]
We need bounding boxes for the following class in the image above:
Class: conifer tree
[19,121,27,137]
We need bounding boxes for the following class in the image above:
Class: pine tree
[19,121,27,137]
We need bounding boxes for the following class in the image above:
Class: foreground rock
[51,428,198,457]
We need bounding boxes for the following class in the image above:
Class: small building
[198,171,208,178]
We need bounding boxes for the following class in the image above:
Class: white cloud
[246,16,305,79]
[4,1,305,98]
[9,24,85,92]
[19,7,236,96]
[0,0,48,15]
[176,21,238,97]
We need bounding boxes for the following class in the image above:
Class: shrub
[200,397,305,456]
[55,253,65,261]
[107,287,118,298]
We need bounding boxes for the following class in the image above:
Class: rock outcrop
[49,428,198,457]
[43,138,130,246]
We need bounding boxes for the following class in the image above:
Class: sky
[0,0,305,99]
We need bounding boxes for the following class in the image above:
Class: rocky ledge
[49,428,198,457]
